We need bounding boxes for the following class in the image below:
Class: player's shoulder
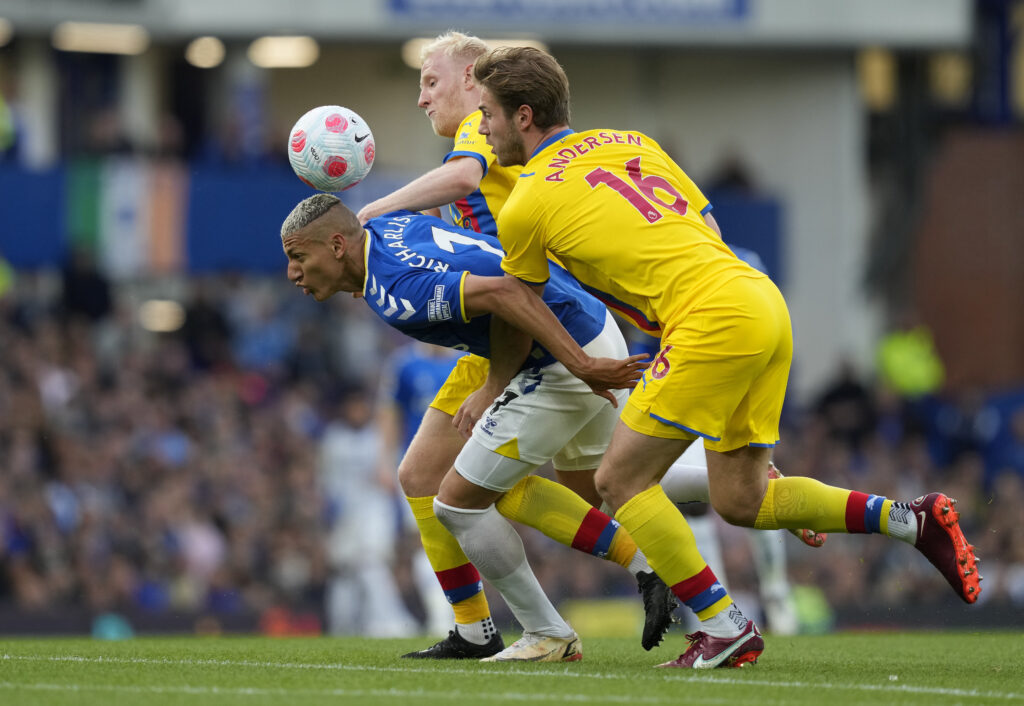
[453,111,486,148]
[458,110,482,132]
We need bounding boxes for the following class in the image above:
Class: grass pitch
[0,631,1021,706]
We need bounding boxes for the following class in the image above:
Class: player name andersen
[544,131,644,182]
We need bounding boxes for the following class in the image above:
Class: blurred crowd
[1,258,1023,636]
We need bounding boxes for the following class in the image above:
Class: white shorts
[454,311,629,492]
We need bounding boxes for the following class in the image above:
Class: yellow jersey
[444,110,521,236]
[499,128,758,335]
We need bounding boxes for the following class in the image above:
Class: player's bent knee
[711,496,760,527]
[398,461,438,497]
[432,497,479,532]
[593,467,634,511]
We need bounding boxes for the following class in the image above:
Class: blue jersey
[362,211,607,368]
[382,345,463,451]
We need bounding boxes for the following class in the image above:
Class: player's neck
[525,124,570,159]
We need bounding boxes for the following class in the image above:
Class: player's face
[478,88,527,167]
[283,234,344,302]
[419,52,467,138]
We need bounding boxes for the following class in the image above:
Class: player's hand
[453,382,504,439]
[355,202,382,224]
[574,353,650,407]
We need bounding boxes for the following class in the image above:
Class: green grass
[0,631,1021,706]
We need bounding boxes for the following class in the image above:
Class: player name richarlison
[543,131,644,182]
[376,215,451,272]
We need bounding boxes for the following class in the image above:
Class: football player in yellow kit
[355,32,677,660]
[453,45,981,669]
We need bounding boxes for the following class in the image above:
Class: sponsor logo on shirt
[427,284,452,322]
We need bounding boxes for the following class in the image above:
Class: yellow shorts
[619,274,792,452]
[429,353,490,416]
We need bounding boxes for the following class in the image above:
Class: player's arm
[356,157,483,223]
[452,315,532,438]
[462,273,648,404]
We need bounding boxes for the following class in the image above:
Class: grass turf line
[0,632,1021,706]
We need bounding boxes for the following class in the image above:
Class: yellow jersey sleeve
[498,186,553,284]
[443,111,520,236]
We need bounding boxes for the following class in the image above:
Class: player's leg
[435,317,642,663]
[400,356,503,658]
[711,449,982,602]
[600,288,787,669]
[707,281,980,604]
[595,424,762,668]
[491,311,676,650]
[499,478,676,649]
[662,440,826,547]
[553,467,602,508]
[435,468,582,663]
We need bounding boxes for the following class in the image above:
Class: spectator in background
[992,407,1024,478]
[376,342,465,634]
[59,247,111,324]
[179,278,233,371]
[319,387,417,637]
[814,359,878,453]
[0,258,1019,635]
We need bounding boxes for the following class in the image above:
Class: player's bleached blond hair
[420,30,489,65]
[280,193,360,242]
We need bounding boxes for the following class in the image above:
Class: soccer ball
[287,105,375,192]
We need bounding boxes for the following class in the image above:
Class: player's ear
[329,232,346,258]
[517,104,533,129]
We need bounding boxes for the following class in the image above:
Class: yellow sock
[497,476,638,570]
[615,485,731,620]
[754,478,891,534]
[407,495,490,624]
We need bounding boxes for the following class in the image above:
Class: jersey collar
[530,128,574,161]
[361,229,371,296]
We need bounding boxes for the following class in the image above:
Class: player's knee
[711,494,759,527]
[593,466,629,509]
[398,456,451,497]
[397,460,423,496]
[432,497,466,533]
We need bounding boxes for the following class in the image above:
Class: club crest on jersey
[427,284,452,322]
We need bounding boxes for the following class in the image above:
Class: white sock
[700,603,748,638]
[489,561,574,638]
[456,616,497,645]
[886,501,917,543]
[434,500,573,638]
[628,549,652,576]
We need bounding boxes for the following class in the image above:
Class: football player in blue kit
[282,192,656,662]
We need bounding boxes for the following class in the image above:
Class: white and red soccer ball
[288,105,375,192]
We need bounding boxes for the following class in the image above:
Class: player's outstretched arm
[356,157,484,223]
[452,315,531,438]
[462,273,648,404]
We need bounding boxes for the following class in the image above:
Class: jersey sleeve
[443,111,494,177]
[497,191,552,285]
[387,267,471,327]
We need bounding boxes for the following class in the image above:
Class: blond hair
[280,193,360,242]
[420,30,489,65]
